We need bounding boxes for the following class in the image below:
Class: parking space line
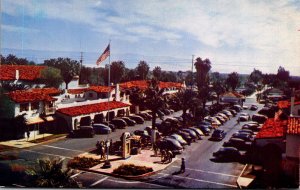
[70,172,82,178]
[106,179,169,188]
[158,172,237,188]
[90,176,109,187]
[41,145,85,153]
[171,166,239,178]
[23,149,72,159]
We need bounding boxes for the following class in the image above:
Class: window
[31,102,39,110]
[20,103,29,112]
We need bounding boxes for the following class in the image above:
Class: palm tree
[175,89,197,126]
[143,79,165,131]
[194,57,211,109]
[25,158,79,188]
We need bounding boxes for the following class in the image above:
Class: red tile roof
[120,80,182,91]
[0,65,46,81]
[256,118,287,139]
[277,100,300,109]
[287,117,300,135]
[57,101,130,116]
[67,86,114,94]
[7,88,61,103]
[221,92,244,98]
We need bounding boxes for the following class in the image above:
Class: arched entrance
[117,109,125,117]
[106,111,115,121]
[80,116,91,126]
[94,114,104,124]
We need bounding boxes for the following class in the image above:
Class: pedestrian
[237,117,240,125]
[26,130,30,141]
[167,150,173,163]
[180,158,185,173]
[153,142,158,156]
[161,149,166,163]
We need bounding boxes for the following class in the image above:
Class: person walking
[26,130,30,141]
[168,150,173,163]
[180,158,185,173]
[236,117,240,125]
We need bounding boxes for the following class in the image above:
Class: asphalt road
[1,94,263,188]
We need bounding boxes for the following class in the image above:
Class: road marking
[158,172,237,188]
[70,172,82,178]
[106,179,169,188]
[23,149,72,159]
[171,166,239,178]
[41,145,85,153]
[90,177,108,187]
[148,173,169,182]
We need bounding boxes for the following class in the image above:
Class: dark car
[176,131,193,145]
[196,125,211,136]
[70,126,95,138]
[136,113,151,121]
[121,117,136,126]
[237,129,255,136]
[129,115,145,124]
[212,147,242,161]
[157,110,165,118]
[134,130,151,139]
[111,118,127,129]
[157,138,183,154]
[242,123,261,132]
[182,128,199,140]
[210,129,226,141]
[250,105,258,111]
[231,133,253,142]
[232,105,242,112]
[227,109,237,116]
[174,116,183,123]
[101,121,116,132]
[162,109,171,115]
[197,121,211,126]
[223,138,251,150]
[169,134,188,146]
[92,123,112,134]
[252,114,268,124]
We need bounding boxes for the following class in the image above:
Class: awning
[43,116,55,122]
[26,117,44,125]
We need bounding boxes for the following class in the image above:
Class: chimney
[290,88,295,116]
[115,83,120,101]
[15,70,19,80]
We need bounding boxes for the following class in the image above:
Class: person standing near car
[180,158,185,173]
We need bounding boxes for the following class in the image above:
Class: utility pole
[79,51,83,83]
[191,55,195,89]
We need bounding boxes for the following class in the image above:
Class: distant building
[219,92,245,105]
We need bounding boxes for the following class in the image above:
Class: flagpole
[104,40,111,168]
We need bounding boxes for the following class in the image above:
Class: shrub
[113,164,153,176]
[67,157,101,169]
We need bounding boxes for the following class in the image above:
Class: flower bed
[67,157,101,169]
[113,164,153,176]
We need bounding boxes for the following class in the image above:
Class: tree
[1,54,35,65]
[160,71,177,82]
[122,69,137,82]
[40,67,63,88]
[104,61,126,85]
[44,58,80,89]
[25,158,79,188]
[152,66,162,80]
[194,57,211,109]
[143,79,165,132]
[175,89,197,126]
[136,61,150,80]
[249,69,263,84]
[277,66,290,81]
[226,72,239,91]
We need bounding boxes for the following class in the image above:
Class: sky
[1,0,300,75]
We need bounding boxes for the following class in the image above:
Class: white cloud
[2,24,39,33]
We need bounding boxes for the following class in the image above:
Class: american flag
[96,44,110,65]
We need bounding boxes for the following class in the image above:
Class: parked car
[220,110,233,117]
[232,105,243,112]
[101,121,116,132]
[157,110,165,118]
[198,121,211,126]
[212,147,242,161]
[174,116,183,123]
[176,131,193,144]
[189,127,205,137]
[92,123,112,134]
[223,138,251,150]
[239,113,250,121]
[162,109,171,115]
[137,113,151,121]
[129,115,145,124]
[231,133,253,142]
[210,129,227,141]
[134,130,151,139]
[196,125,211,136]
[252,114,268,124]
[216,113,229,121]
[214,116,226,124]
[169,134,188,146]
[236,129,255,136]
[157,138,183,154]
[111,118,127,129]
[70,126,95,138]
[182,128,199,140]
[228,109,237,116]
[250,105,258,111]
[121,117,136,126]
[242,105,249,110]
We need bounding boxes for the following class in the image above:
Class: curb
[37,135,67,145]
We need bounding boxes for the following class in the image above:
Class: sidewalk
[237,164,261,189]
[0,133,64,149]
[78,149,179,178]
